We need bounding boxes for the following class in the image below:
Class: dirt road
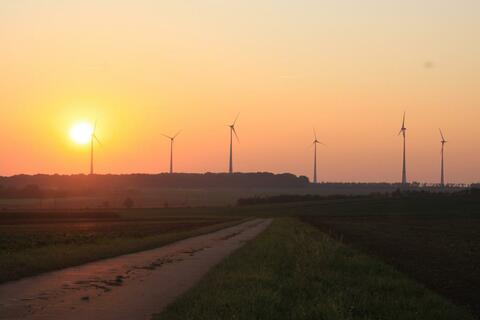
[0,218,272,320]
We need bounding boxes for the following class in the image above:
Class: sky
[0,0,479,183]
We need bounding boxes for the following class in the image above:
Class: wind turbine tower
[162,131,181,174]
[439,129,448,187]
[312,129,324,184]
[228,114,240,174]
[399,112,407,185]
[90,121,102,175]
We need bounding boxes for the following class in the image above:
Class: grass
[155,218,475,320]
[302,214,480,317]
[0,209,246,283]
[1,196,479,317]
[235,192,480,218]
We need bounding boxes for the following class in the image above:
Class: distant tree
[123,197,134,209]
[22,184,43,198]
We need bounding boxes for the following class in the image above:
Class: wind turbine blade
[94,135,103,146]
[439,128,446,141]
[233,113,240,126]
[161,133,173,140]
[313,128,317,140]
[232,127,240,142]
[173,130,182,139]
[402,112,406,127]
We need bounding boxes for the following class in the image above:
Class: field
[302,213,480,317]
[1,194,479,319]
[155,218,474,320]
[0,186,419,210]
[0,208,244,283]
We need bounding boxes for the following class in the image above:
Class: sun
[70,122,94,145]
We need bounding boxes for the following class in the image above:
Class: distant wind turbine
[439,129,448,187]
[312,129,325,184]
[398,112,407,185]
[228,114,240,174]
[90,121,102,175]
[162,131,182,174]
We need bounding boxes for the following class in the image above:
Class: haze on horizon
[0,0,479,183]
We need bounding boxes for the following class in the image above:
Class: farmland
[156,218,475,320]
[302,213,480,317]
[0,208,244,283]
[1,193,479,319]
[155,194,480,319]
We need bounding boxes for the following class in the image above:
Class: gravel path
[0,218,272,320]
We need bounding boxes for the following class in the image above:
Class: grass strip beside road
[156,218,475,320]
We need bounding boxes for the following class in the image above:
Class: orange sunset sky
[0,1,479,183]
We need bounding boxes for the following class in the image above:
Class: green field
[155,218,474,320]
[153,195,480,318]
[1,194,479,318]
[0,208,245,283]
[302,213,480,316]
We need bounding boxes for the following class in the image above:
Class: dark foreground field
[1,194,479,319]
[302,213,480,317]
[156,218,474,320]
[0,209,243,283]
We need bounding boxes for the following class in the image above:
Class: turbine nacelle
[162,131,182,142]
[312,129,325,146]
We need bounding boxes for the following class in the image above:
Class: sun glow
[70,122,94,145]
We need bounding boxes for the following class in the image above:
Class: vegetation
[0,172,309,197]
[1,193,479,318]
[237,188,480,206]
[303,213,480,316]
[155,218,474,320]
[123,197,134,209]
[0,209,245,283]
[235,189,480,218]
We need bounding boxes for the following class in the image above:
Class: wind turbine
[162,131,181,174]
[228,114,240,174]
[312,129,325,184]
[398,112,407,185]
[439,129,448,187]
[90,121,102,175]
